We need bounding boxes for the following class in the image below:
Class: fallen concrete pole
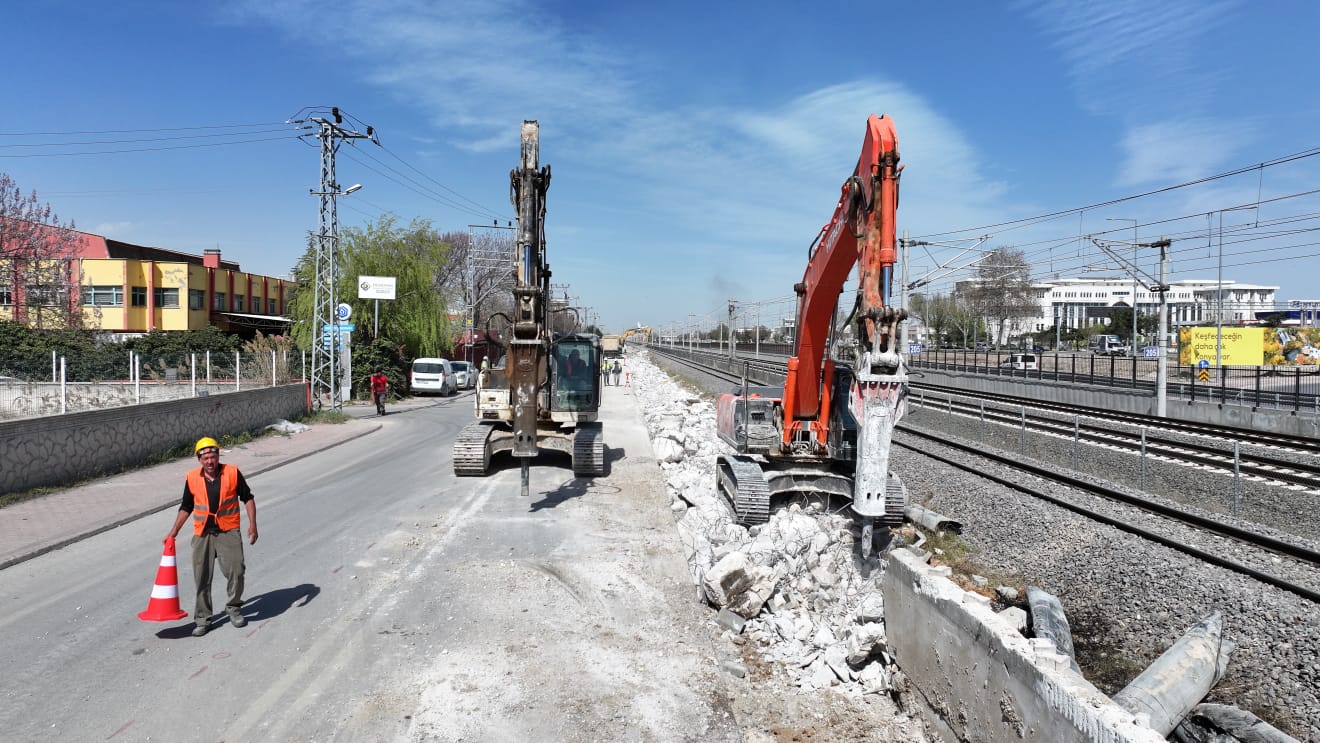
[905,503,962,533]
[1112,612,1234,737]
[1171,703,1301,743]
[1027,586,1080,673]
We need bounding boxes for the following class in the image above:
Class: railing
[0,349,309,420]
[909,349,1320,414]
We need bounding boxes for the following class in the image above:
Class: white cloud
[94,221,135,237]
[1116,119,1242,187]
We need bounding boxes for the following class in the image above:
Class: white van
[411,358,457,396]
[1000,353,1038,370]
[1087,334,1127,356]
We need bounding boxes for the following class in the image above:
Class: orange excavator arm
[783,114,902,443]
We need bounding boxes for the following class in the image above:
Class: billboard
[357,275,396,300]
[1178,326,1320,366]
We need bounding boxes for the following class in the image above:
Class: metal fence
[909,349,1320,414]
[0,349,309,421]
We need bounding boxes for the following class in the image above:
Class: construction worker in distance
[165,437,258,637]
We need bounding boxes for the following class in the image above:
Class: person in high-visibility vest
[165,437,259,637]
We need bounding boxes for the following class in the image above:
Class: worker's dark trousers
[191,529,245,625]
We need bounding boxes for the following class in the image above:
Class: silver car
[449,361,475,390]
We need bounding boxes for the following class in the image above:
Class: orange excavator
[715,114,908,557]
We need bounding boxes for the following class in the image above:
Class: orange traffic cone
[138,537,189,622]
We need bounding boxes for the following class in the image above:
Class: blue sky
[4,0,1319,334]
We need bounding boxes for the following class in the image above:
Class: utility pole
[727,299,736,359]
[291,107,378,410]
[898,230,910,351]
[1155,237,1171,417]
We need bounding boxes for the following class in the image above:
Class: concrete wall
[884,548,1165,743]
[915,369,1320,439]
[0,383,307,495]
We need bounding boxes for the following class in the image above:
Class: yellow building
[2,221,294,337]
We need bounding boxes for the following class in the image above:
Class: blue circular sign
[336,303,352,321]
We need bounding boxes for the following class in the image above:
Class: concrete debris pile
[629,352,899,696]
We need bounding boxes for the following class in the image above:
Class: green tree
[287,216,456,359]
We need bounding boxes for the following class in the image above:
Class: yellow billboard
[1179,326,1320,366]
[1178,327,1263,366]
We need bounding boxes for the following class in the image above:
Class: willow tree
[287,215,456,359]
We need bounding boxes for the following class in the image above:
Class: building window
[268,298,277,315]
[131,287,147,307]
[189,289,205,310]
[250,296,260,313]
[233,294,245,311]
[81,285,124,306]
[26,285,67,306]
[153,287,180,308]
[214,291,226,310]
[0,286,13,305]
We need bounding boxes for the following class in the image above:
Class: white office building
[969,276,1278,344]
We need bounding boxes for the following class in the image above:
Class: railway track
[648,344,1320,603]
[653,345,1320,491]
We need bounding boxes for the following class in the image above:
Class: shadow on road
[242,583,321,622]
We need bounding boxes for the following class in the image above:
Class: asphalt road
[0,388,738,742]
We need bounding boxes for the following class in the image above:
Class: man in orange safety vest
[165,437,259,637]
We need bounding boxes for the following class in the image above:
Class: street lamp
[1107,218,1138,354]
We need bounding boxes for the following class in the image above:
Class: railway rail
[648,344,1320,604]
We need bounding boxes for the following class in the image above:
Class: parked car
[410,357,457,396]
[449,360,474,390]
[999,353,1038,370]
[974,342,990,351]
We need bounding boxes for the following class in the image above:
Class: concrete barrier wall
[915,369,1320,439]
[0,383,308,495]
[884,548,1165,743]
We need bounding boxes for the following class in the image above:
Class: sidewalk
[0,399,434,570]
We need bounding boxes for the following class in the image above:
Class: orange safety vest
[186,465,241,536]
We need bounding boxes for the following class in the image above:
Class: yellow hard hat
[194,437,219,457]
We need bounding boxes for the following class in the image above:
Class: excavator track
[572,423,606,476]
[453,421,494,476]
[716,455,772,525]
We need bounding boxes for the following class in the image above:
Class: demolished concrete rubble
[631,353,907,695]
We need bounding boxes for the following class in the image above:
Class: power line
[0,122,288,137]
[912,146,1320,241]
[0,128,292,149]
[0,134,299,158]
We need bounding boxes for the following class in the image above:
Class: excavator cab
[550,333,601,417]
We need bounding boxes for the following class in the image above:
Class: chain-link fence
[0,349,309,421]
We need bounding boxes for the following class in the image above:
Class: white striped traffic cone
[138,537,189,622]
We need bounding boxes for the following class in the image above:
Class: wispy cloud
[95,221,134,237]
[1017,0,1243,187]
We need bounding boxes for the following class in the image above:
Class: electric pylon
[288,107,378,410]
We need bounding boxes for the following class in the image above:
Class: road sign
[1197,359,1210,369]
[336,303,352,321]
[1142,345,1158,359]
[908,343,923,355]
[1197,368,1211,382]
